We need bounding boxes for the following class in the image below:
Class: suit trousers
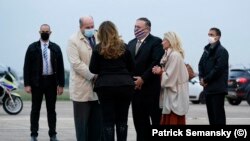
[73,100,102,141]
[30,75,57,137]
[132,90,162,141]
[205,92,226,125]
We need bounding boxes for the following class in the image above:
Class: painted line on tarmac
[0,117,250,121]
[0,117,73,121]
[188,117,250,120]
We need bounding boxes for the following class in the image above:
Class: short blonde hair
[163,31,184,58]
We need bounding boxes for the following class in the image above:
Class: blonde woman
[152,32,189,125]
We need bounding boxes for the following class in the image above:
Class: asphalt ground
[0,101,250,141]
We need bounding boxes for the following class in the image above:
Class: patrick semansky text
[152,129,231,138]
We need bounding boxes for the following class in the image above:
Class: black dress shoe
[50,135,59,141]
[30,136,37,141]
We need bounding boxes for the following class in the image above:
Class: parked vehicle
[0,71,23,115]
[0,64,20,88]
[189,76,205,104]
[227,68,250,105]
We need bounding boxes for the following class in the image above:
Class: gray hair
[79,16,94,27]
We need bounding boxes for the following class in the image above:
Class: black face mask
[41,32,50,41]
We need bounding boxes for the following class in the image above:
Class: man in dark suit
[198,27,229,125]
[128,17,164,141]
[23,24,65,141]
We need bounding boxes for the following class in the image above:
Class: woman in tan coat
[152,31,189,125]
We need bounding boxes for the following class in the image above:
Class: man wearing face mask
[128,17,164,141]
[66,16,102,141]
[198,27,229,125]
[23,24,65,141]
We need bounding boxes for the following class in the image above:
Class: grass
[14,88,70,101]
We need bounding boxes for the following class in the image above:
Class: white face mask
[208,36,216,44]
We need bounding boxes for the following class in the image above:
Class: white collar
[40,39,49,45]
[138,33,149,43]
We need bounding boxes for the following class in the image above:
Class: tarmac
[0,101,250,141]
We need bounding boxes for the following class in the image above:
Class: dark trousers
[97,86,133,141]
[132,91,162,141]
[73,100,102,141]
[30,75,57,137]
[205,93,226,125]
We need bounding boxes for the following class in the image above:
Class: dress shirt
[40,40,53,75]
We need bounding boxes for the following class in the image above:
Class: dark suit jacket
[89,44,135,90]
[128,34,164,94]
[23,40,65,87]
[198,41,229,94]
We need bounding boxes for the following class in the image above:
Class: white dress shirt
[40,40,53,75]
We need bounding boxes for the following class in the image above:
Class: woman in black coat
[89,21,135,141]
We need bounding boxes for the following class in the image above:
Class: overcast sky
[1,0,250,76]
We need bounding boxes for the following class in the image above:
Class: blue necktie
[43,44,49,75]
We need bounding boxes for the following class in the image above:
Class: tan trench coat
[66,30,98,102]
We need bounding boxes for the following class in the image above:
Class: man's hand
[24,86,32,94]
[200,78,207,87]
[134,76,144,90]
[57,86,64,95]
[92,75,98,83]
